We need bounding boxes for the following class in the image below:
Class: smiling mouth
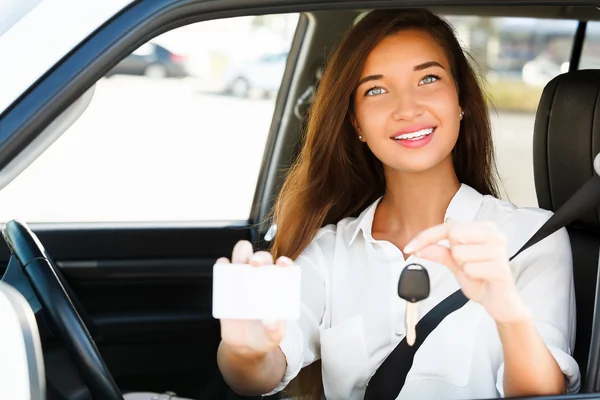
[392,127,435,141]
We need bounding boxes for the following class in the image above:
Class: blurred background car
[220,51,288,98]
[521,56,567,86]
[106,42,190,79]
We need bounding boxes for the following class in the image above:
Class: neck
[373,156,461,240]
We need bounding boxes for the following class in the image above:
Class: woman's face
[352,29,462,174]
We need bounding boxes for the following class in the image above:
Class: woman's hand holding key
[403,221,531,324]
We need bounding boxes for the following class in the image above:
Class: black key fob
[398,263,430,302]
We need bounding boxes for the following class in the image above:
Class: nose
[392,90,424,121]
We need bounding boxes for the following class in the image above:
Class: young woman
[216,9,580,400]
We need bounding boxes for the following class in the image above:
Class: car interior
[0,281,45,400]
[5,1,600,400]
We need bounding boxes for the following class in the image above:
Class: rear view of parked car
[106,42,189,79]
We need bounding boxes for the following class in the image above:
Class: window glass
[444,16,578,207]
[578,22,600,70]
[0,14,299,223]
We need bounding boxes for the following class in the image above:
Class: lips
[392,127,434,141]
[391,125,437,141]
[391,126,437,149]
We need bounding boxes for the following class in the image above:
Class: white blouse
[266,184,580,400]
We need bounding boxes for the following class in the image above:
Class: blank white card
[212,263,302,321]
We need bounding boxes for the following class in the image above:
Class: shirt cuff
[495,346,581,397]
[263,321,305,396]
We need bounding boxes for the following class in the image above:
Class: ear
[349,112,362,139]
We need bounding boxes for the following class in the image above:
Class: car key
[397,263,430,346]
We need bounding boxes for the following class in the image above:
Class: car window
[132,43,154,57]
[578,22,600,70]
[0,14,299,223]
[442,15,578,207]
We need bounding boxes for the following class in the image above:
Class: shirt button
[444,216,451,223]
[395,331,403,337]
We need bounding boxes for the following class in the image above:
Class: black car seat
[533,69,600,391]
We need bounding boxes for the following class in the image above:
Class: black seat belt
[364,174,600,399]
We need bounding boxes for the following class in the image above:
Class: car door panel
[0,225,252,397]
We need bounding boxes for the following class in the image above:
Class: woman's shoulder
[296,217,358,267]
[480,194,568,256]
[299,216,363,258]
[481,194,553,226]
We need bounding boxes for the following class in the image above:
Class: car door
[0,2,306,399]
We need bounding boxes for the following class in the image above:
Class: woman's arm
[405,219,579,397]
[216,238,328,396]
[217,341,287,396]
[498,317,566,396]
[495,222,578,396]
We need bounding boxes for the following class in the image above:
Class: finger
[404,223,451,254]
[275,256,294,267]
[451,244,506,266]
[263,320,285,342]
[249,251,275,267]
[448,221,505,247]
[462,261,506,281]
[232,240,254,264]
[417,244,461,275]
[215,257,231,264]
[406,221,504,254]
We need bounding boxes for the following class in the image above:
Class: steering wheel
[1,220,123,400]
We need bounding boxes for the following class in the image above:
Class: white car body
[222,52,288,96]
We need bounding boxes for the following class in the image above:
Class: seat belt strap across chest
[364,174,600,399]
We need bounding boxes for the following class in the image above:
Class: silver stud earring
[459,111,465,119]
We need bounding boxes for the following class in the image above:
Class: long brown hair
[270,8,499,399]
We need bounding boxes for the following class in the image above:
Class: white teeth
[394,128,434,140]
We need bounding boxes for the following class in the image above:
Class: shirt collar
[348,197,383,245]
[348,183,484,246]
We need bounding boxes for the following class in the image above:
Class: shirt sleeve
[263,231,330,396]
[495,224,581,396]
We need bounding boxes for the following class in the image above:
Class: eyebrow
[356,74,384,88]
[356,61,445,88]
[414,61,445,71]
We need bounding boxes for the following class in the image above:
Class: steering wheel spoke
[1,220,123,400]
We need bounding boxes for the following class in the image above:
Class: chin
[387,154,448,174]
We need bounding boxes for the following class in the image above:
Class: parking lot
[0,76,539,223]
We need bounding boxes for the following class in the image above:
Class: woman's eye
[365,86,387,96]
[419,74,440,85]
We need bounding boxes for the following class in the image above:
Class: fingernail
[249,254,261,266]
[277,256,293,266]
[263,320,277,330]
[215,257,229,264]
[404,243,415,254]
[232,240,253,263]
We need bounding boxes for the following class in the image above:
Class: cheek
[428,88,460,116]
[355,100,390,131]
[428,93,461,135]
